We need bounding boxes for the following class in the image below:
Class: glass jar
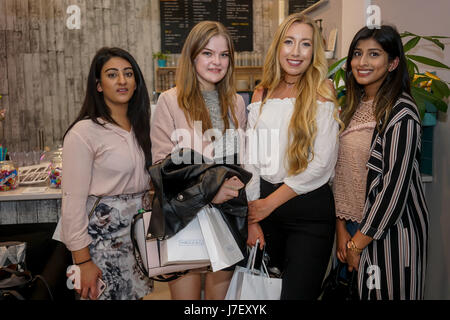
[0,160,19,191]
[48,154,62,188]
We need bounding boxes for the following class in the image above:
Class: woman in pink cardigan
[151,21,247,300]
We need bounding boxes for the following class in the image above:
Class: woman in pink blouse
[59,47,153,300]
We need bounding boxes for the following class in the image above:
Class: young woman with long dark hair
[59,47,153,300]
[333,25,429,299]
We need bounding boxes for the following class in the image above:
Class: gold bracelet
[346,239,363,254]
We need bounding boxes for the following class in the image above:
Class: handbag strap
[247,240,269,277]
[88,197,102,220]
[0,269,53,300]
[130,211,188,282]
[261,260,270,278]
[147,164,166,240]
[0,289,25,300]
[334,262,358,293]
[246,240,259,270]
[130,211,151,278]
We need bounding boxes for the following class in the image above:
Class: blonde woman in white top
[244,13,342,300]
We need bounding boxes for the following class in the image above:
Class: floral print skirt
[87,191,153,300]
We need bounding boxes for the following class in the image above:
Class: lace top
[333,100,376,223]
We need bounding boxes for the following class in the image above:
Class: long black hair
[64,47,152,167]
[342,25,412,132]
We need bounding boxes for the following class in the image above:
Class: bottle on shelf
[48,152,62,189]
[0,160,19,191]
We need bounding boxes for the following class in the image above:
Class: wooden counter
[0,186,61,201]
[0,184,61,225]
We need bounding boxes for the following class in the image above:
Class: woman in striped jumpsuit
[334,25,429,299]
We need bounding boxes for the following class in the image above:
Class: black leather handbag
[320,262,360,301]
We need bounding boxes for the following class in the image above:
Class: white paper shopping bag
[159,216,210,266]
[197,205,244,272]
[239,271,282,300]
[224,265,247,300]
[131,210,210,279]
[225,240,281,300]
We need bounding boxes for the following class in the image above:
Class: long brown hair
[257,13,340,175]
[176,21,238,133]
[343,25,412,132]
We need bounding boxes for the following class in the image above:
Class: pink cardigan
[150,87,247,163]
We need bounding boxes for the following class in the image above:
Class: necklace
[282,78,296,86]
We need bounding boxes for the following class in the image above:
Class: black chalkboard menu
[160,0,253,53]
[288,0,320,14]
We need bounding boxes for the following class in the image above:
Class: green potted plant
[153,51,170,68]
[328,31,450,175]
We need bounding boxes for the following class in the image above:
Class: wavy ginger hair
[176,21,238,133]
[257,13,340,175]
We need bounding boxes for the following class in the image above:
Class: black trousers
[259,179,335,300]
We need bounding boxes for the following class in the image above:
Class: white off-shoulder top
[243,98,339,201]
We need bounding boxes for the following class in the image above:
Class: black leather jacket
[148,149,252,256]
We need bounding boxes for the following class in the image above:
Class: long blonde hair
[257,13,340,175]
[176,21,238,133]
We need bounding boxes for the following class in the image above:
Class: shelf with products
[155,66,263,93]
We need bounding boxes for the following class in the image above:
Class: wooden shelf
[155,66,263,93]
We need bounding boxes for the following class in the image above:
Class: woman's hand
[248,198,274,224]
[346,231,373,272]
[346,249,361,272]
[247,222,265,249]
[336,219,351,263]
[211,177,244,204]
[78,261,103,300]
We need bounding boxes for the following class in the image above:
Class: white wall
[303,0,344,58]
[340,0,367,58]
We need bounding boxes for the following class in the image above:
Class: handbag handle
[246,239,259,270]
[88,197,102,220]
[247,240,270,278]
[261,260,270,278]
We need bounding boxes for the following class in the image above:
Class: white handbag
[131,210,210,280]
[197,205,244,272]
[225,240,282,300]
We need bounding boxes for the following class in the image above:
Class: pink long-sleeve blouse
[60,119,150,251]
